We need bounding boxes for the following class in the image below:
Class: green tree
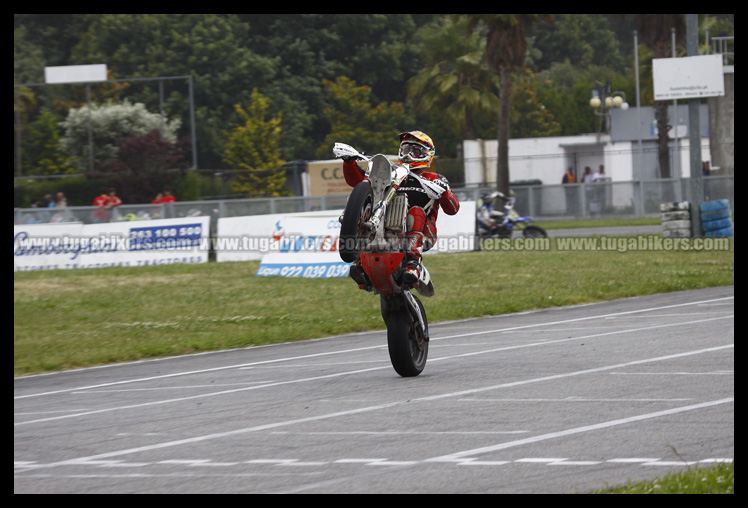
[222,89,288,197]
[529,14,626,72]
[510,67,561,138]
[317,76,408,159]
[23,111,74,175]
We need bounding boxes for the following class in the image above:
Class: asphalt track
[15,284,733,494]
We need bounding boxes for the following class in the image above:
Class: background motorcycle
[477,195,547,240]
[334,143,442,377]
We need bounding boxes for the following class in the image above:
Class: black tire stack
[660,201,692,238]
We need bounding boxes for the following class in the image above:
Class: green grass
[539,216,661,230]
[14,235,733,377]
[594,461,734,494]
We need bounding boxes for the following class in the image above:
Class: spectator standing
[562,166,577,215]
[92,190,109,222]
[590,165,607,216]
[55,192,67,208]
[582,166,594,183]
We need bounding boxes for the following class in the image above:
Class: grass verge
[594,461,734,494]
[14,235,733,377]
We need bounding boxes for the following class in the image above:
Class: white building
[463,104,713,188]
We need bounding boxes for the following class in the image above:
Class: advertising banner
[216,201,477,278]
[217,211,346,277]
[14,216,210,272]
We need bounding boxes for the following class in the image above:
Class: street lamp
[590,80,629,135]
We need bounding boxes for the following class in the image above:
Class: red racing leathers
[342,160,460,266]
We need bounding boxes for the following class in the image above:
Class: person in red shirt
[342,130,460,287]
[160,189,176,203]
[105,188,122,208]
[92,188,122,222]
[92,190,110,222]
[93,192,108,208]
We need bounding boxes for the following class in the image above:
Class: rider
[477,190,515,233]
[341,130,460,287]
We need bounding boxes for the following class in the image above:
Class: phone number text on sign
[128,224,203,251]
[256,261,351,278]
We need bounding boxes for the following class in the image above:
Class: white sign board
[653,54,725,101]
[217,210,349,277]
[14,216,210,271]
[44,64,108,84]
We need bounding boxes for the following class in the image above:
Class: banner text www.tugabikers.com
[553,235,731,252]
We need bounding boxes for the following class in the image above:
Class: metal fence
[15,175,733,230]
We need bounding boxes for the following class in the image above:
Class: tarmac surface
[15,285,733,493]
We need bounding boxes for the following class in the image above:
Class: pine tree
[223,89,289,197]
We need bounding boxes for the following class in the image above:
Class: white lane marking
[610,371,733,376]
[271,431,530,435]
[14,346,733,471]
[606,458,664,463]
[424,397,733,464]
[15,316,732,427]
[457,398,694,402]
[15,296,733,400]
[16,456,733,472]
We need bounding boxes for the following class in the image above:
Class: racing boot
[401,258,421,286]
[401,230,424,287]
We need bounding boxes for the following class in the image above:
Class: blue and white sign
[216,210,348,277]
[256,214,348,278]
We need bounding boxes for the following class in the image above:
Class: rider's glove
[341,151,366,162]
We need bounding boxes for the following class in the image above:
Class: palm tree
[407,17,499,141]
[635,14,685,179]
[461,14,548,194]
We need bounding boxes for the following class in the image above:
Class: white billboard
[44,64,108,84]
[653,54,725,101]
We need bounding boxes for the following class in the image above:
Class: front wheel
[339,181,373,263]
[382,294,429,377]
[522,225,548,239]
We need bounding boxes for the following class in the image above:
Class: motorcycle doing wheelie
[333,143,444,377]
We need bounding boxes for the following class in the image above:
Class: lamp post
[590,80,629,137]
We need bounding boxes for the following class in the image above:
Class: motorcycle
[477,193,547,240]
[333,143,445,377]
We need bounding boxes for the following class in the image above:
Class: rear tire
[382,294,428,377]
[339,182,373,263]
